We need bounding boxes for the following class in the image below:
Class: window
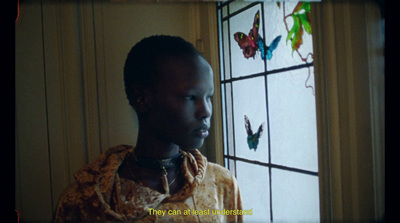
[217,2,319,222]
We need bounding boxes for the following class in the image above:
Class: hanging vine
[280,2,315,94]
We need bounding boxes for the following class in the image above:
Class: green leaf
[293,2,310,14]
[299,13,311,34]
[286,15,303,54]
[286,2,312,54]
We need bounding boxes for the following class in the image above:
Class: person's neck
[134,130,180,159]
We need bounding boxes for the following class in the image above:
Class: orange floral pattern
[54,145,243,222]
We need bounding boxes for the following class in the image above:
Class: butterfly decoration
[244,115,265,151]
[233,10,282,60]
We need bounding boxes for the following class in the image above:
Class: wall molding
[78,1,102,163]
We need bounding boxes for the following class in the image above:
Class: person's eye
[184,95,196,101]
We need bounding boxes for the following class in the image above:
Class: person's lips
[193,124,210,138]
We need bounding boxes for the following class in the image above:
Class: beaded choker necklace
[126,152,184,194]
[134,152,184,170]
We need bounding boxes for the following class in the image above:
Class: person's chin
[180,139,205,151]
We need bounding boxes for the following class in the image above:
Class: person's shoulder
[57,182,81,202]
[54,181,82,217]
[206,162,236,182]
[207,162,230,174]
[104,144,134,155]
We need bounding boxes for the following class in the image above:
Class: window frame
[205,1,384,222]
[216,2,319,222]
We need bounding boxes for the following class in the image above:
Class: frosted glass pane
[223,21,231,80]
[236,161,270,223]
[232,77,269,163]
[224,158,236,177]
[229,2,255,14]
[229,6,265,78]
[263,2,314,70]
[224,83,235,156]
[222,6,227,18]
[221,84,227,156]
[272,169,320,222]
[268,68,318,171]
[228,159,236,176]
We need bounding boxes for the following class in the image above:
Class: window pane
[229,1,254,14]
[229,6,265,78]
[223,83,235,157]
[219,1,319,222]
[272,169,320,222]
[228,158,236,177]
[268,68,318,171]
[222,21,231,80]
[221,84,227,156]
[264,2,314,70]
[232,77,269,163]
[222,5,228,18]
[236,161,270,223]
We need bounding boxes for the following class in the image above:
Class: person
[53,35,243,222]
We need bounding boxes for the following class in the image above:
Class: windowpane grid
[217,2,319,222]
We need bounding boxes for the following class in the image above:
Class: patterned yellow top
[53,145,243,222]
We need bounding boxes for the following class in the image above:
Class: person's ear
[131,85,153,113]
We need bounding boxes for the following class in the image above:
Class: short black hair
[124,35,202,107]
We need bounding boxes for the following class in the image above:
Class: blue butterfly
[258,35,282,60]
[244,115,265,151]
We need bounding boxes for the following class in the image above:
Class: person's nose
[196,97,212,121]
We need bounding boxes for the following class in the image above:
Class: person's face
[147,54,214,150]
